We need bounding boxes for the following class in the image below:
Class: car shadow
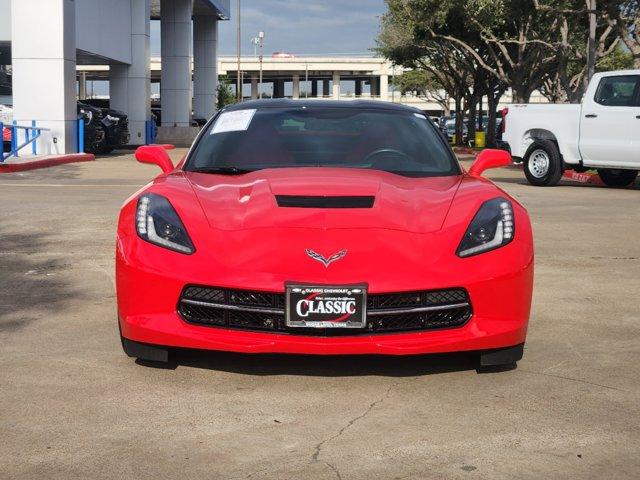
[0,227,82,333]
[136,348,517,377]
[0,163,83,181]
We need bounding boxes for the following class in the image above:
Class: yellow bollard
[475,131,486,148]
[451,134,456,145]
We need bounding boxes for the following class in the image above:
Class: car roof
[223,98,424,114]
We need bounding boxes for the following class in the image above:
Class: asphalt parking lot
[1,150,639,480]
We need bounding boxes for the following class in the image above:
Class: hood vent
[275,195,375,209]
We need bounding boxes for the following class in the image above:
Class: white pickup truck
[503,70,640,187]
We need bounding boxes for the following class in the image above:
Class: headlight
[136,193,195,254]
[456,198,514,258]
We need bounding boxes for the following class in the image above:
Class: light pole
[250,31,265,98]
[305,62,308,98]
[258,32,265,98]
[236,0,241,102]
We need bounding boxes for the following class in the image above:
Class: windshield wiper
[189,166,254,175]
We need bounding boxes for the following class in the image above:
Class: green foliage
[216,75,236,110]
[391,70,440,96]
[378,0,637,105]
[597,46,635,71]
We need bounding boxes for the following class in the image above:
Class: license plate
[286,284,367,328]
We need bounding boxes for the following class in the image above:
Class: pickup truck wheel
[523,140,563,186]
[596,169,638,188]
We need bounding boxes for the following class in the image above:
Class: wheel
[523,140,563,186]
[99,146,114,154]
[597,169,638,188]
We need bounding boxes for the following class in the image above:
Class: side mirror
[468,149,512,177]
[135,145,175,173]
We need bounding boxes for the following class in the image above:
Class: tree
[392,70,451,115]
[535,0,623,102]
[402,0,563,103]
[378,0,508,146]
[216,75,236,109]
[607,0,640,67]
[597,42,635,69]
[377,1,473,144]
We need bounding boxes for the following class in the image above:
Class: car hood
[184,167,462,234]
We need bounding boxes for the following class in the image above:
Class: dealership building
[0,0,229,155]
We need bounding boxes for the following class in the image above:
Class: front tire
[523,140,563,186]
[597,169,638,188]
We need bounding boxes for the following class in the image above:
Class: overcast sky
[151,0,387,57]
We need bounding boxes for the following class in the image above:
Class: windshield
[186,107,460,177]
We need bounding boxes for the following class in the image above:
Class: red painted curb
[453,147,478,156]
[0,153,95,173]
[562,170,604,185]
[508,165,605,184]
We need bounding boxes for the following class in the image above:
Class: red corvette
[117,100,533,367]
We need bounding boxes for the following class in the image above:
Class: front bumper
[117,243,533,356]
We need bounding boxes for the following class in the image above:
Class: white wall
[12,0,78,154]
[0,0,11,41]
[76,0,132,64]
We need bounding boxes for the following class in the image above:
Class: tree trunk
[486,90,504,148]
[512,86,531,104]
[454,96,464,147]
[467,95,477,148]
[585,0,597,89]
[442,95,451,116]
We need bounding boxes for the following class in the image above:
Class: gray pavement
[1,150,639,479]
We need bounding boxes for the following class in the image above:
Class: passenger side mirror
[135,145,175,173]
[468,149,512,177]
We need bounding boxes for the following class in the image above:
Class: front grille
[178,286,472,335]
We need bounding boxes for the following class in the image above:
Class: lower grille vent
[178,286,472,336]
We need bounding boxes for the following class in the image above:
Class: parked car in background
[2,125,10,153]
[443,118,469,144]
[0,82,11,106]
[503,70,640,187]
[3,102,108,156]
[81,99,130,153]
[1,103,12,153]
[77,103,107,154]
[151,107,162,126]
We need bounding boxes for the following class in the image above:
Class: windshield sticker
[211,109,257,135]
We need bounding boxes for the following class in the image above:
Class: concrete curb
[0,153,95,173]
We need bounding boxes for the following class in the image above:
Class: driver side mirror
[135,145,175,173]
[468,149,512,177]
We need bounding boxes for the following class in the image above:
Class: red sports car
[117,100,533,367]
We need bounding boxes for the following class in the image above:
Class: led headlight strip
[457,198,514,258]
[135,193,195,254]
